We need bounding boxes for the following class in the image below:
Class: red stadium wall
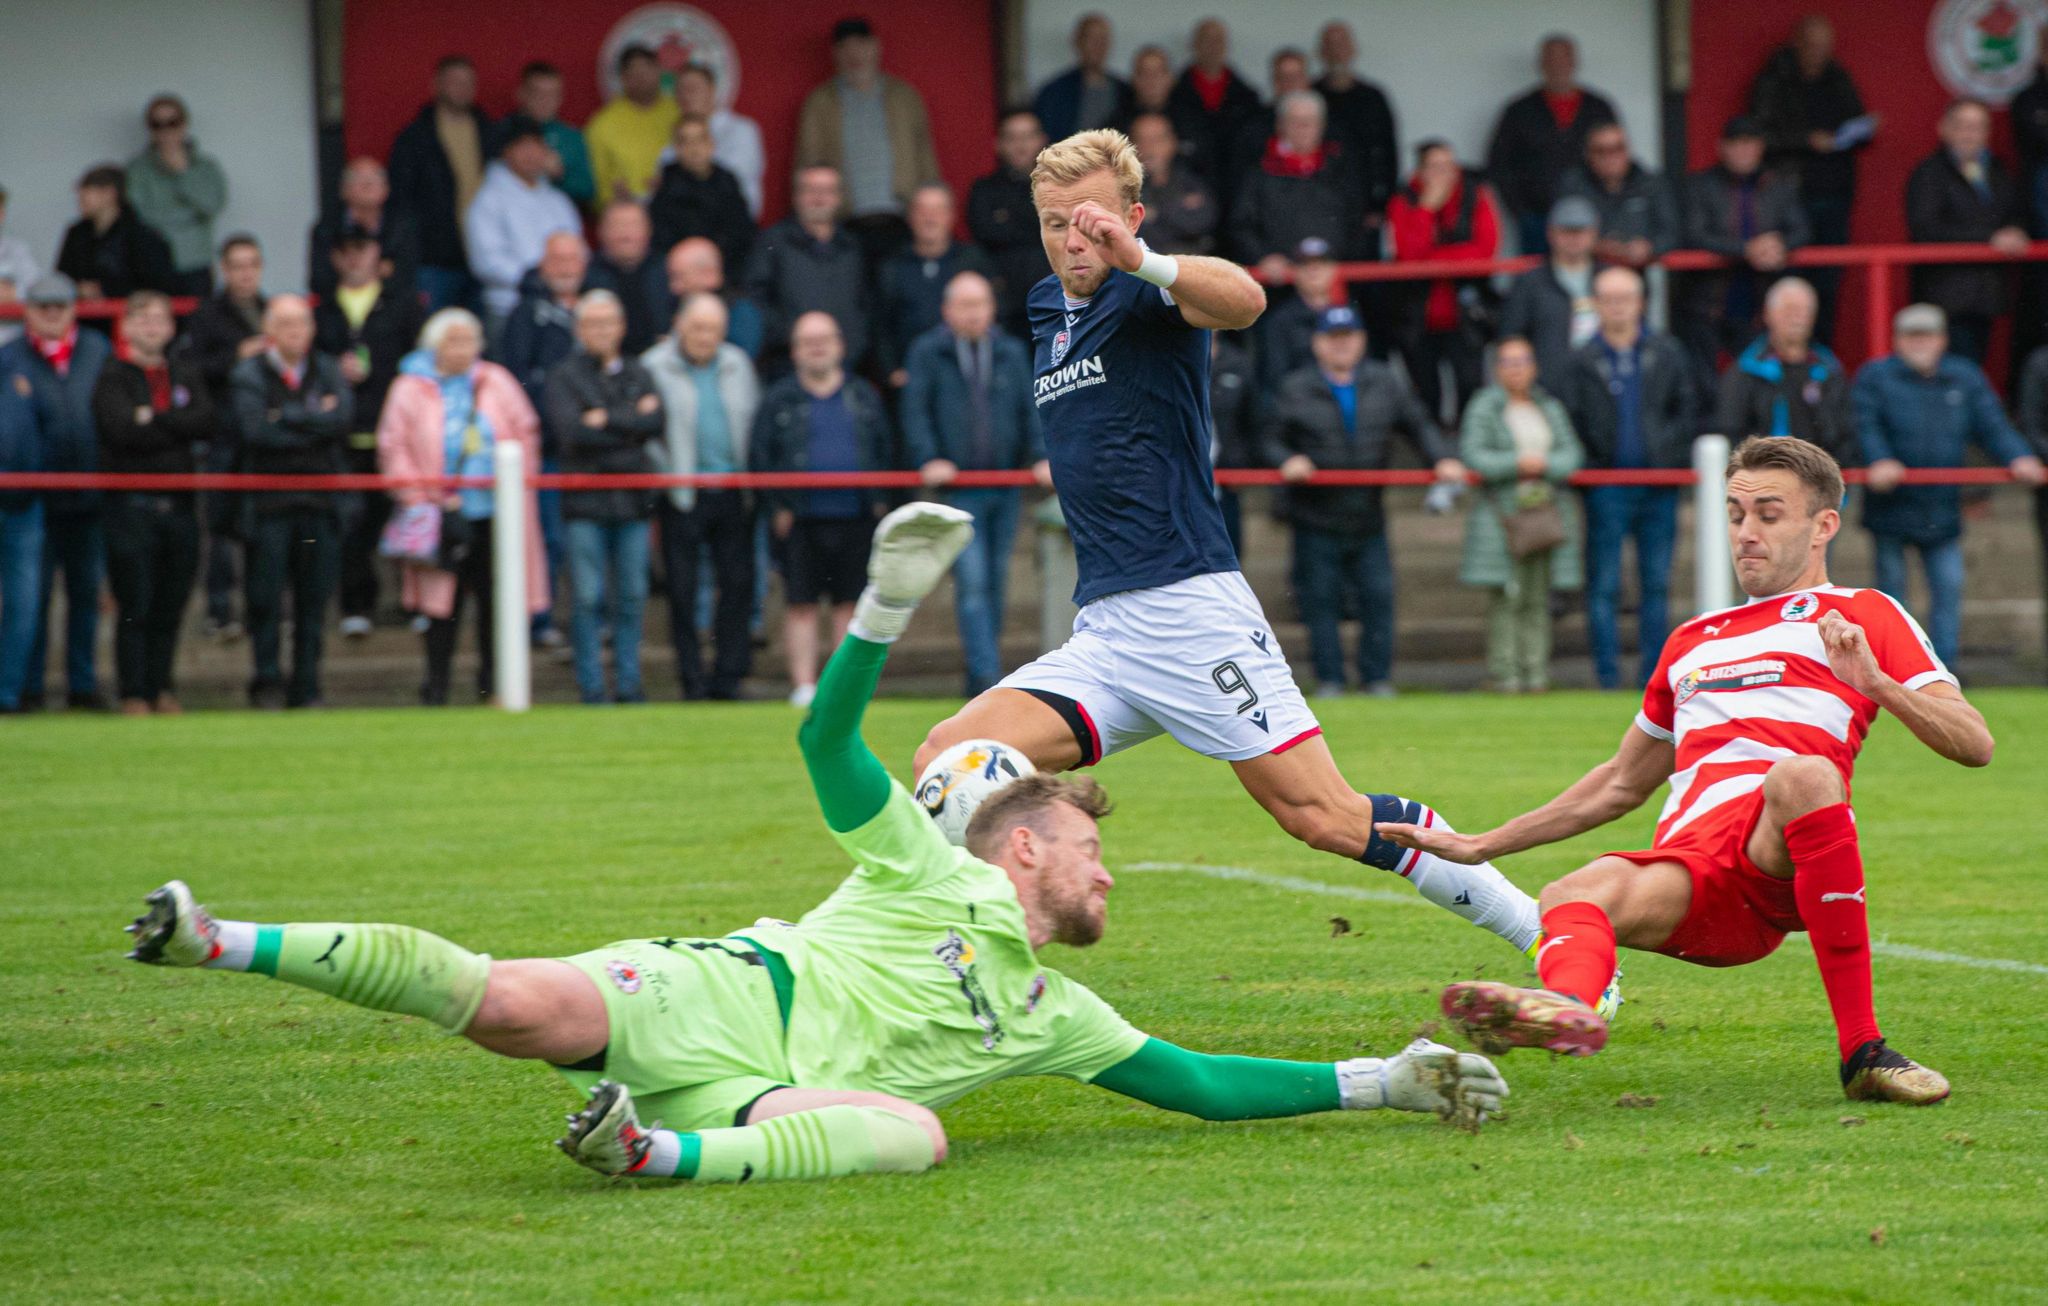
[340,0,999,225]
[1687,0,2022,370]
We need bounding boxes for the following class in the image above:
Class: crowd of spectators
[3,11,2048,715]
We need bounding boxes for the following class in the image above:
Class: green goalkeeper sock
[214,920,491,1033]
[638,1106,937,1182]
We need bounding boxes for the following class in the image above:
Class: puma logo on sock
[314,932,345,971]
[1819,888,1866,905]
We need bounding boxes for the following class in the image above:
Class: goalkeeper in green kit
[124,504,1509,1184]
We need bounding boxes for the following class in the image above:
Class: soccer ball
[915,739,1036,846]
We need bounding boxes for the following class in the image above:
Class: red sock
[1787,803,1881,1062]
[1535,902,1617,1010]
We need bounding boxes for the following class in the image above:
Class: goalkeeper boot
[1442,980,1608,1057]
[558,1080,654,1175]
[1842,1040,1950,1106]
[125,880,222,967]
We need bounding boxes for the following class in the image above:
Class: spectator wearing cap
[388,55,492,313]
[879,185,993,388]
[1556,120,1679,270]
[466,117,582,327]
[1486,34,1619,255]
[1855,303,2045,667]
[1166,18,1262,215]
[1499,196,1601,390]
[1679,115,1809,389]
[1386,140,1502,422]
[56,165,175,301]
[1905,99,2029,366]
[968,109,1049,339]
[1035,13,1133,140]
[308,158,421,303]
[1231,89,1366,278]
[1558,266,1695,690]
[507,61,595,209]
[642,291,762,701]
[673,62,765,219]
[124,94,228,299]
[901,270,1045,696]
[316,230,425,638]
[1131,111,1217,257]
[545,290,664,705]
[1313,22,1399,226]
[0,186,42,346]
[663,236,762,358]
[230,294,352,709]
[1,273,114,710]
[94,290,212,714]
[0,329,42,712]
[1256,237,1346,396]
[1263,304,1463,697]
[586,201,667,356]
[796,17,942,268]
[1458,335,1584,695]
[588,44,682,205]
[182,233,266,639]
[746,166,872,376]
[649,114,755,278]
[1717,277,1851,459]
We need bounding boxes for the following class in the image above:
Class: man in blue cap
[1261,303,1464,697]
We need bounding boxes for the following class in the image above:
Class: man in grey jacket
[643,293,762,699]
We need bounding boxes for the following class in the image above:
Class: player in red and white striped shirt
[1378,437,2000,1103]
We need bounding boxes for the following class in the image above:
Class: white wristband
[848,587,915,645]
[1333,1056,1389,1111]
[1134,249,1180,288]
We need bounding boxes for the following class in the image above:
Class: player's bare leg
[916,688,1085,776]
[1746,756,1949,1105]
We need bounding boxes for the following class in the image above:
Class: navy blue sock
[1360,793,1422,872]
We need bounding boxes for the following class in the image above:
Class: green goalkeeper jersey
[732,778,1146,1109]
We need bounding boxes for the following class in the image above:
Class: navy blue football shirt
[1028,267,1238,605]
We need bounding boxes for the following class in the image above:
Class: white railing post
[493,440,531,712]
[1692,433,1734,616]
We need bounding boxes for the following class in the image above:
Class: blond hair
[1030,129,1144,209]
[964,773,1113,860]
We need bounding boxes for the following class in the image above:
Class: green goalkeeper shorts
[552,936,795,1132]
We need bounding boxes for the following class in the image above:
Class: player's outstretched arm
[1090,1036,1507,1127]
[797,503,975,831]
[1377,722,1675,865]
[1070,200,1265,330]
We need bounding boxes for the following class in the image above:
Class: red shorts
[1604,786,1803,968]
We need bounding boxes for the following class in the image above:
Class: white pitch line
[1124,860,2048,978]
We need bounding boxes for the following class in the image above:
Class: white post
[492,440,531,712]
[1692,433,1734,616]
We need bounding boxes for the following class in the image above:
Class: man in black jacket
[745,166,871,377]
[180,233,266,638]
[1165,18,1264,214]
[1131,112,1218,257]
[1209,332,1260,558]
[229,295,352,709]
[967,110,1049,338]
[648,114,754,277]
[314,232,424,637]
[1559,267,1696,690]
[55,166,174,302]
[1231,90,1366,274]
[878,185,993,388]
[1678,116,1809,390]
[749,311,891,706]
[1263,305,1463,697]
[388,55,492,312]
[94,291,212,713]
[1905,98,2030,366]
[1556,121,1679,270]
[308,158,421,303]
[544,291,664,705]
[586,201,667,356]
[1485,35,1618,255]
[1313,22,1399,225]
[1498,197,1600,389]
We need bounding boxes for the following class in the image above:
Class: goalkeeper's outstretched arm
[796,503,975,832]
[1091,1036,1508,1125]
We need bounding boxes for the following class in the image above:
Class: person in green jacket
[1459,337,1585,693]
[121,503,1508,1184]
[125,95,229,297]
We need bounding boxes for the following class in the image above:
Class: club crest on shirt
[1051,328,1071,364]
[1781,592,1820,622]
[1026,972,1047,1014]
[1675,657,1787,707]
[605,959,643,995]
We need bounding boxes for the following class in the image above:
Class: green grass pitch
[5,691,2047,1303]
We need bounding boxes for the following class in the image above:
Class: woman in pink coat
[377,308,547,705]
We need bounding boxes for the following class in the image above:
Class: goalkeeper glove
[849,501,975,644]
[1336,1038,1509,1124]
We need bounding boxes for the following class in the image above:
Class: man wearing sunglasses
[126,94,230,299]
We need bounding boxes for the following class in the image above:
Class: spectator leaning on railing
[1678,115,1808,388]
[125,94,229,299]
[94,290,212,715]
[1717,277,1852,459]
[1852,303,2045,669]
[546,290,663,706]
[1557,120,1678,272]
[1459,336,1584,696]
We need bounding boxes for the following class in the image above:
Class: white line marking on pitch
[1123,861,2048,977]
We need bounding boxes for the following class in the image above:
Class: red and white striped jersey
[1635,585,1954,847]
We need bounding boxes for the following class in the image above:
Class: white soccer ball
[915,739,1037,846]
